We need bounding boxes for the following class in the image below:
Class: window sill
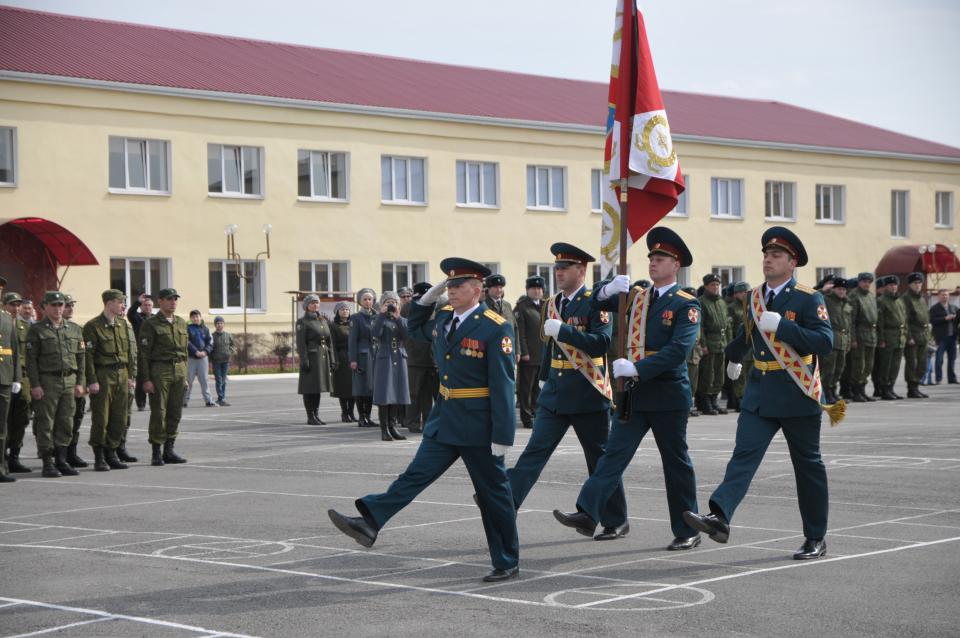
[456,203,500,210]
[0,182,17,188]
[108,188,171,197]
[764,216,796,223]
[710,214,744,220]
[526,206,567,213]
[890,235,909,240]
[934,224,955,230]
[666,212,689,218]
[208,308,267,315]
[590,208,603,215]
[298,196,350,204]
[208,192,265,200]
[815,219,845,225]
[381,200,427,207]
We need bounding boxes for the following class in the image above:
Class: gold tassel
[822,400,846,427]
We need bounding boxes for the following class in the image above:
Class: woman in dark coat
[370,290,410,441]
[296,294,336,425]
[331,301,355,422]
[349,288,377,427]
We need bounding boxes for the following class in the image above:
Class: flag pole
[616,177,629,387]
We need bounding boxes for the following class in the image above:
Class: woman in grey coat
[331,302,355,423]
[370,291,410,441]
[349,288,377,427]
[297,294,337,425]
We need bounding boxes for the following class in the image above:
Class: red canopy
[2,217,99,266]
[876,244,960,277]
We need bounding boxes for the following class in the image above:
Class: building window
[816,267,846,282]
[591,169,603,213]
[677,266,691,288]
[297,150,348,201]
[108,137,170,194]
[382,262,427,292]
[526,165,566,210]
[109,257,172,299]
[479,262,501,276]
[815,184,845,223]
[712,266,745,287]
[456,160,498,207]
[381,156,426,204]
[209,260,265,311]
[891,190,909,238]
[299,261,350,296]
[592,263,632,286]
[0,127,16,186]
[208,144,263,197]
[669,176,689,217]
[710,178,743,218]
[765,181,796,220]
[528,263,557,296]
[936,191,954,229]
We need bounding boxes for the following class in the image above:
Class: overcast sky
[8,0,960,148]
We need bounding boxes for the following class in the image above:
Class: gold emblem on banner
[635,113,677,173]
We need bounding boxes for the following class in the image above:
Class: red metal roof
[2,217,99,266]
[2,5,959,160]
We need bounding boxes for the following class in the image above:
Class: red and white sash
[625,286,652,362]
[546,296,612,400]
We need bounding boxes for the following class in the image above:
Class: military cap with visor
[42,290,66,305]
[761,226,808,267]
[525,276,545,289]
[101,289,126,303]
[156,288,180,299]
[439,258,491,285]
[646,226,693,267]
[550,242,595,266]
[2,291,22,304]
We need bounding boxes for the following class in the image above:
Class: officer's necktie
[650,289,660,304]
[560,297,569,318]
[766,288,775,308]
[447,316,460,342]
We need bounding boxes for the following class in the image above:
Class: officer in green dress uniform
[820,275,852,404]
[329,258,520,583]
[875,276,907,400]
[697,273,730,415]
[83,289,137,471]
[844,272,878,402]
[554,228,702,550]
[27,291,86,478]
[901,272,931,399]
[138,288,189,466]
[508,243,628,540]
[0,276,22,482]
[513,276,546,429]
[684,226,834,560]
[3,291,32,473]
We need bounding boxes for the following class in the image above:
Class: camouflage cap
[156,288,180,299]
[2,291,22,304]
[101,289,126,303]
[42,291,66,305]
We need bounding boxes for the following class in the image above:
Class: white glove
[758,311,782,333]
[600,275,631,300]
[11,382,21,394]
[543,318,562,338]
[418,281,447,305]
[726,362,742,380]
[491,443,511,457]
[612,358,638,379]
[538,380,545,389]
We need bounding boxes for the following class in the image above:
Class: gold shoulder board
[483,309,506,325]
[440,305,454,311]
[676,290,695,300]
[584,290,592,297]
[795,284,815,294]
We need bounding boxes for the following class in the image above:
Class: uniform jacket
[725,279,833,418]
[296,312,336,394]
[138,314,188,385]
[539,284,612,414]
[823,291,852,352]
[930,302,959,341]
[26,317,86,387]
[348,309,376,395]
[83,313,137,382]
[513,295,545,367]
[0,311,21,386]
[593,282,699,411]
[370,312,410,405]
[330,318,354,398]
[401,302,435,368]
[126,301,153,337]
[407,300,516,447]
[848,287,879,347]
[877,292,907,349]
[14,316,29,395]
[484,294,518,342]
[699,293,730,353]
[900,291,931,344]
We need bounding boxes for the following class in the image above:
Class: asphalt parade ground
[2,376,959,637]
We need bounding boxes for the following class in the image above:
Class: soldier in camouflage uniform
[26,291,86,478]
[875,276,907,400]
[697,273,730,415]
[845,272,878,403]
[900,272,931,399]
[820,275,852,404]
[0,277,22,482]
[3,292,32,473]
[725,282,750,411]
[62,295,89,468]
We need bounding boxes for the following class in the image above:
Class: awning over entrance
[876,244,960,277]
[1,217,99,266]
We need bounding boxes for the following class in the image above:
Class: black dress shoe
[0,474,15,483]
[553,510,597,537]
[482,566,519,582]
[594,522,630,541]
[682,511,729,543]
[793,538,826,560]
[667,534,702,551]
[328,509,377,548]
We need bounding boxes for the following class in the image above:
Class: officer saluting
[553,228,702,550]
[328,258,520,583]
[684,226,836,560]
[508,243,627,540]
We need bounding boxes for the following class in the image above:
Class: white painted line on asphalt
[894,521,960,531]
[0,526,52,535]
[264,550,357,567]
[3,616,113,637]
[359,561,458,581]
[99,534,196,549]
[829,532,924,544]
[0,602,21,609]
[21,531,117,544]
[0,491,242,521]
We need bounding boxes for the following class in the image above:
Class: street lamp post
[225,223,272,371]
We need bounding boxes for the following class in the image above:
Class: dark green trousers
[903,341,928,385]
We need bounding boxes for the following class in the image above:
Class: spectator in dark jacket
[930,289,959,384]
[127,293,154,410]
[211,316,235,406]
[185,310,216,407]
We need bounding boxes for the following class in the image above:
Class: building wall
[1,79,958,328]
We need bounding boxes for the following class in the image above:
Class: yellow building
[1,6,958,332]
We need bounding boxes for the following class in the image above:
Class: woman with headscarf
[296,294,336,425]
[331,301,355,422]
[370,291,410,441]
[349,288,377,427]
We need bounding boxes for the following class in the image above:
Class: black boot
[364,399,379,427]
[92,446,109,472]
[378,406,393,441]
[339,398,351,423]
[346,398,357,423]
[698,394,717,415]
[66,442,88,468]
[162,440,186,464]
[857,383,875,402]
[880,385,897,400]
[386,407,406,441]
[712,394,728,415]
[54,446,79,476]
[851,384,867,402]
[306,407,321,425]
[890,385,904,400]
[7,448,32,473]
[689,406,700,417]
[41,450,61,478]
[151,444,164,466]
[104,448,128,470]
[116,446,138,463]
[313,408,326,425]
[873,383,882,398]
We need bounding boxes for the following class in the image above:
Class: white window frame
[456,160,499,208]
[479,262,501,276]
[109,257,172,299]
[816,267,846,282]
[711,266,745,288]
[299,260,351,295]
[208,144,265,199]
[677,266,692,288]
[297,150,350,202]
[764,180,796,221]
[108,136,171,195]
[710,177,744,219]
[381,155,427,205]
[382,262,428,292]
[528,263,557,296]
[526,165,567,211]
[0,126,17,187]
[209,259,267,313]
[935,191,955,229]
[668,175,689,217]
[815,184,845,224]
[891,190,910,238]
[590,169,603,214]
